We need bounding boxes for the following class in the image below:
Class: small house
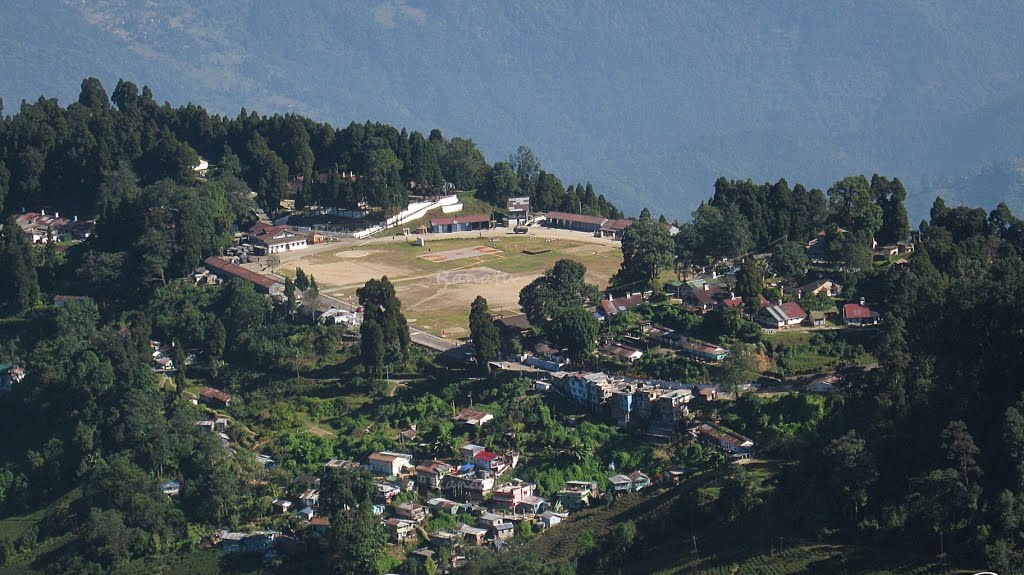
[602,342,644,363]
[415,460,453,489]
[299,489,320,508]
[556,480,599,510]
[0,364,26,394]
[367,451,413,476]
[199,387,232,409]
[273,499,293,514]
[451,408,494,427]
[459,524,488,545]
[539,511,566,529]
[627,471,651,491]
[843,300,881,326]
[691,421,755,458]
[384,518,416,543]
[160,480,181,496]
[608,474,634,493]
[394,502,428,523]
[757,302,807,329]
[310,517,330,536]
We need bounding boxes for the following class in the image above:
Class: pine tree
[0,216,41,313]
[469,296,500,371]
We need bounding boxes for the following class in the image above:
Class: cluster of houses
[677,277,881,329]
[549,371,717,431]
[12,210,95,244]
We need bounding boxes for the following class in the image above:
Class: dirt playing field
[275,231,623,337]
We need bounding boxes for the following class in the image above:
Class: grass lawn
[765,328,878,374]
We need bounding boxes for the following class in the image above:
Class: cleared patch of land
[277,234,622,336]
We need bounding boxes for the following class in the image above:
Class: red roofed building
[598,293,645,318]
[757,302,807,329]
[203,257,284,295]
[246,223,307,255]
[429,214,491,233]
[843,301,881,326]
[199,387,232,408]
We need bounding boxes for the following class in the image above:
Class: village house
[52,295,91,307]
[374,481,402,504]
[245,222,308,255]
[0,364,26,394]
[193,157,210,177]
[199,387,232,408]
[597,293,645,319]
[525,341,570,370]
[384,518,416,543]
[440,472,495,501]
[609,471,651,493]
[663,465,690,485]
[297,506,315,521]
[691,421,755,458]
[598,218,634,240]
[294,474,321,490]
[323,458,359,472]
[218,530,280,553]
[797,278,843,298]
[646,326,729,363]
[299,489,320,509]
[493,313,532,340]
[273,499,293,514]
[459,524,488,545]
[491,478,536,511]
[602,342,644,363]
[685,282,730,312]
[15,212,62,243]
[543,211,608,234]
[415,460,453,489]
[203,256,284,296]
[194,417,229,433]
[538,510,567,529]
[426,497,464,515]
[429,214,492,233]
[843,300,881,326]
[394,502,429,523]
[555,480,599,511]
[451,408,494,427]
[160,480,181,496]
[367,451,413,476]
[807,305,840,326]
[757,302,808,329]
[309,517,330,536]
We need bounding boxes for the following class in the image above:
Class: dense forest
[0,78,621,221]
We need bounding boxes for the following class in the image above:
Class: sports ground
[275,231,623,337]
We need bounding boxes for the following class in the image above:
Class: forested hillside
[3,80,1024,575]
[3,1,1024,217]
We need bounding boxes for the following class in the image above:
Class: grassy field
[764,329,877,374]
[279,235,622,336]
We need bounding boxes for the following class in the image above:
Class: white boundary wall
[352,195,460,239]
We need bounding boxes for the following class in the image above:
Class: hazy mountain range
[2,0,1024,220]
